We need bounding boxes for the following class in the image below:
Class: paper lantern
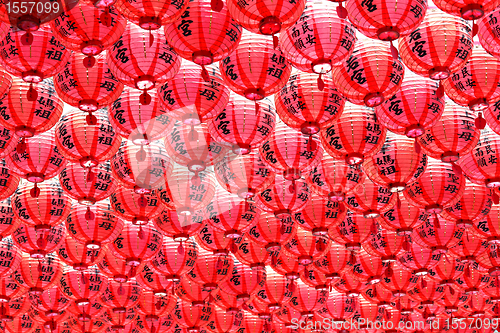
[59,267,108,306]
[114,0,188,28]
[154,209,205,242]
[293,194,346,236]
[432,0,500,20]
[110,223,163,266]
[149,238,197,282]
[413,216,464,254]
[99,280,142,313]
[283,228,330,265]
[244,212,296,253]
[13,253,63,295]
[135,264,173,297]
[344,177,395,219]
[313,243,350,281]
[219,260,265,301]
[98,250,143,283]
[186,249,233,290]
[12,222,66,259]
[328,212,372,251]
[57,236,105,270]
[478,6,500,58]
[0,198,20,239]
[398,242,441,276]
[288,282,328,317]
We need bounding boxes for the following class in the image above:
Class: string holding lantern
[209,95,276,155]
[54,53,124,125]
[107,24,181,105]
[331,39,404,107]
[279,1,356,88]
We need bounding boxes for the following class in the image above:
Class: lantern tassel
[421,277,427,288]
[86,167,94,182]
[396,194,402,209]
[100,7,112,27]
[271,252,277,266]
[449,285,455,295]
[83,56,95,69]
[216,257,222,269]
[155,299,162,310]
[81,271,86,285]
[493,190,499,205]
[38,259,43,273]
[36,232,46,248]
[272,34,278,49]
[211,0,223,12]
[21,31,33,45]
[191,171,201,186]
[138,225,144,239]
[27,83,37,101]
[178,241,184,255]
[402,235,410,251]
[189,124,198,141]
[17,137,26,154]
[201,65,210,82]
[472,21,478,37]
[372,286,377,298]
[244,198,250,212]
[390,41,398,60]
[149,29,154,48]
[475,112,486,130]
[90,249,95,263]
[349,251,356,265]
[138,193,147,208]
[118,283,124,295]
[288,279,296,293]
[414,138,421,154]
[255,100,259,115]
[433,213,440,229]
[307,135,317,152]
[336,2,347,19]
[230,239,237,253]
[317,73,324,91]
[385,262,393,277]
[136,145,146,162]
[30,183,40,198]
[86,111,97,125]
[151,324,156,333]
[85,206,95,221]
[436,80,445,99]
[289,179,296,193]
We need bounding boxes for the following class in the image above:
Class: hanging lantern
[205,310,242,333]
[158,166,217,216]
[58,267,108,307]
[0,198,20,240]
[214,151,275,201]
[163,122,228,181]
[458,128,500,188]
[195,223,241,256]
[98,250,143,283]
[321,103,387,165]
[293,194,346,237]
[279,1,356,79]
[99,280,142,313]
[328,212,372,251]
[154,209,205,242]
[288,281,328,318]
[272,251,301,282]
[57,236,105,270]
[346,0,426,41]
[477,246,500,276]
[346,249,386,285]
[6,130,66,197]
[51,4,126,60]
[110,140,173,193]
[109,87,175,144]
[455,266,490,294]
[186,248,233,290]
[0,162,20,201]
[150,238,197,282]
[158,62,230,127]
[360,283,395,307]
[450,230,488,264]
[273,305,302,328]
[398,9,473,81]
[135,291,176,324]
[212,289,244,314]
[12,223,66,259]
[0,239,21,278]
[482,274,500,302]
[478,6,500,58]
[208,95,276,155]
[0,27,71,88]
[344,177,395,219]
[316,290,358,323]
[233,236,274,270]
[3,295,31,322]
[377,193,429,235]
[135,314,175,333]
[164,0,242,76]
[363,228,404,263]
[100,307,136,331]
[107,24,181,104]
[54,53,124,123]
[415,214,463,258]
[259,123,322,192]
[13,253,63,295]
[380,262,418,297]
[136,264,173,297]
[305,152,364,202]
[0,78,62,144]
[0,126,17,159]
[59,162,117,205]
[432,0,500,20]
[283,228,330,266]
[255,175,311,219]
[407,279,445,307]
[219,260,265,301]
[0,274,25,304]
[274,72,345,140]
[66,201,124,250]
[54,109,122,175]
[398,241,441,276]
[171,300,213,333]
[12,180,71,231]
[313,243,350,281]
[443,44,500,112]
[254,270,293,312]
[175,274,210,305]
[363,132,427,193]
[220,33,292,103]
[331,39,404,107]
[111,223,163,267]
[404,158,466,214]
[473,206,500,244]
[428,256,465,287]
[441,181,493,228]
[376,73,446,138]
[114,0,187,29]
[1,313,37,333]
[204,189,260,239]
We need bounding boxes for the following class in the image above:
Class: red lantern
[454,266,490,294]
[12,222,66,259]
[135,314,175,333]
[13,253,63,295]
[333,273,369,298]
[164,0,242,72]
[175,276,210,305]
[150,237,197,282]
[478,6,500,57]
[331,39,404,107]
[0,126,18,159]
[441,181,493,228]
[413,215,464,255]
[1,313,37,333]
[450,230,489,263]
[432,0,500,20]
[482,275,500,302]
[305,152,364,202]
[54,53,124,121]
[404,159,466,214]
[345,177,396,218]
[458,128,500,188]
[272,251,301,282]
[254,270,293,312]
[313,243,350,281]
[110,223,163,267]
[220,34,292,103]
[204,189,260,239]
[473,205,500,244]
[100,307,136,331]
[6,130,66,197]
[436,284,467,313]
[0,162,18,203]
[443,45,500,111]
[59,162,116,205]
[110,140,172,194]
[219,261,264,301]
[428,256,465,287]
[213,289,245,314]
[172,300,213,333]
[380,262,418,297]
[106,24,181,103]
[288,282,328,317]
[0,198,20,239]
[214,151,275,201]
[273,305,301,328]
[363,133,427,193]
[377,193,428,235]
[154,209,205,242]
[3,295,31,322]
[136,264,173,297]
[195,223,240,256]
[109,87,175,144]
[279,1,356,78]
[205,310,242,333]
[59,267,108,307]
[158,62,231,126]
[328,212,372,251]
[293,194,346,237]
[398,242,441,276]
[0,275,25,303]
[0,239,21,278]
[462,292,494,317]
[135,291,176,323]
[321,103,387,165]
[99,280,142,313]
[209,95,276,155]
[12,180,71,231]
[316,290,358,322]
[0,27,71,87]
[233,236,274,270]
[376,73,446,138]
[55,109,122,173]
[346,249,386,284]
[363,228,404,263]
[398,9,473,80]
[98,250,143,283]
[186,248,233,290]
[407,279,445,307]
[283,228,330,266]
[110,187,163,225]
[361,283,395,307]
[346,0,427,41]
[114,0,188,29]
[51,4,126,59]
[66,201,124,250]
[0,78,62,144]
[255,175,310,219]
[274,72,345,140]
[57,236,105,270]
